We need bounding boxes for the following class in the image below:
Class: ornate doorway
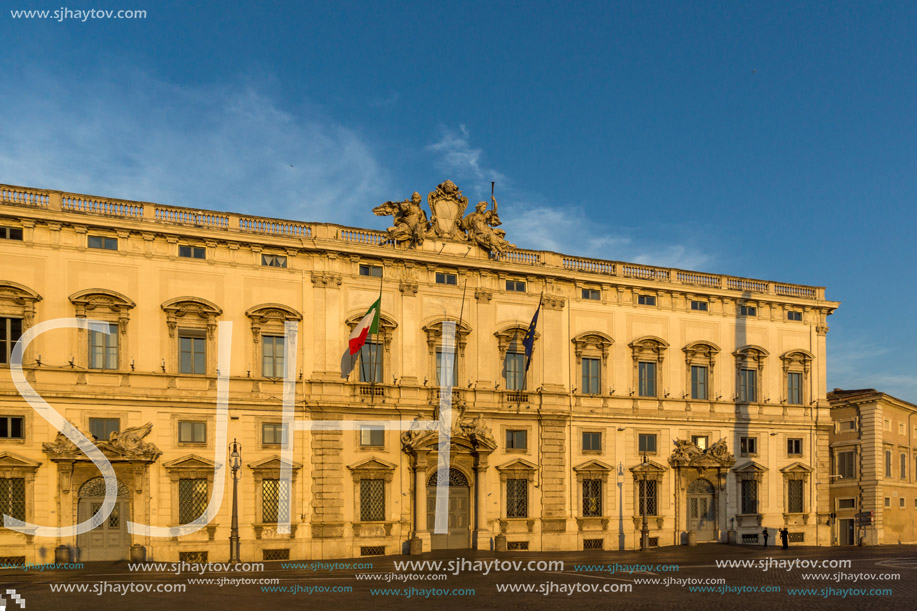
[76,477,130,561]
[687,479,716,541]
[426,468,471,550]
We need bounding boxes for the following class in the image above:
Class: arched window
[572,332,614,395]
[494,324,539,391]
[344,311,397,384]
[161,297,222,375]
[69,289,136,371]
[423,319,471,388]
[0,281,41,365]
[780,350,814,406]
[629,336,669,398]
[245,304,302,379]
[734,345,768,404]
[683,341,720,401]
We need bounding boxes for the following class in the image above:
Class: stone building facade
[0,181,839,562]
[828,389,917,545]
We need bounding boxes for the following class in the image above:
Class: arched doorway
[426,468,470,550]
[76,476,130,561]
[687,478,716,541]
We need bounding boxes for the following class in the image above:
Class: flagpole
[369,273,383,401]
[523,292,543,392]
[455,279,468,387]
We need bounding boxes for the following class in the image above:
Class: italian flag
[349,296,381,355]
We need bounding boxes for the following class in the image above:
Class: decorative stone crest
[669,438,736,469]
[426,180,469,241]
[43,422,163,463]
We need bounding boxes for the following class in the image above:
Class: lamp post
[229,438,241,562]
[640,452,650,551]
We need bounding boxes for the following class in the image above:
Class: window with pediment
[0,281,41,366]
[629,337,668,398]
[161,297,222,376]
[69,289,136,371]
[423,319,470,388]
[495,325,539,391]
[734,345,768,403]
[245,304,302,379]
[683,341,719,401]
[780,350,813,406]
[572,332,614,395]
[344,311,397,384]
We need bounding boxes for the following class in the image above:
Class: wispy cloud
[828,336,917,402]
[426,124,713,268]
[0,70,389,225]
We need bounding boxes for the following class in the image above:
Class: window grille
[788,532,805,543]
[0,556,25,566]
[741,480,758,514]
[506,541,529,550]
[263,549,290,560]
[648,537,659,547]
[506,479,528,518]
[741,534,759,544]
[360,479,384,521]
[262,479,290,523]
[179,478,208,524]
[427,468,469,487]
[787,479,804,513]
[179,551,207,563]
[638,480,657,516]
[582,479,602,517]
[0,478,25,521]
[360,546,385,556]
[583,539,604,550]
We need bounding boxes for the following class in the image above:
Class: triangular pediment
[630,459,668,474]
[573,459,614,473]
[733,461,768,474]
[780,461,813,474]
[248,455,302,471]
[496,458,538,472]
[163,454,217,470]
[0,451,41,469]
[347,457,397,472]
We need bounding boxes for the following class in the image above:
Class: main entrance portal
[426,468,471,550]
[686,478,716,541]
[76,477,130,561]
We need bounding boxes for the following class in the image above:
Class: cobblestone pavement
[2,544,916,611]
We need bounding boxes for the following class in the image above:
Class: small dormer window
[359,264,383,277]
[739,305,757,317]
[435,271,457,285]
[637,294,656,306]
[506,279,526,292]
[787,310,802,321]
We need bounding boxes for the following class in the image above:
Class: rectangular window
[638,480,657,516]
[738,368,757,402]
[638,433,657,454]
[787,372,803,405]
[691,435,708,451]
[504,352,526,390]
[690,300,708,311]
[787,479,804,513]
[582,357,601,394]
[262,423,285,445]
[637,294,656,306]
[740,437,757,456]
[0,317,23,365]
[0,227,23,241]
[88,235,118,250]
[359,264,383,277]
[358,341,383,383]
[506,479,528,518]
[89,418,120,441]
[179,331,206,374]
[900,498,905,508]
[787,310,803,321]
[179,245,206,259]
[262,254,287,268]
[88,323,119,370]
[900,453,907,480]
[884,419,891,431]
[741,480,758,514]
[581,288,601,300]
[262,335,285,378]
[886,450,892,477]
[787,438,803,456]
[838,420,856,432]
[0,478,26,521]
[837,498,856,510]
[837,451,856,479]
[505,279,526,292]
[638,361,656,397]
[739,305,757,317]
[360,479,385,521]
[435,271,457,285]
[178,421,206,444]
[690,365,708,400]
[582,432,601,452]
[360,426,384,447]
[262,478,290,523]
[178,478,208,523]
[884,497,890,508]
[582,479,602,517]
[506,429,527,450]
[435,350,458,386]
[0,416,24,439]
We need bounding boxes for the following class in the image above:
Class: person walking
[762,527,770,548]
[780,527,789,550]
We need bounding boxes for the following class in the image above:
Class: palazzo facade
[0,181,839,562]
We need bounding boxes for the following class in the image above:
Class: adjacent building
[828,388,917,545]
[0,181,839,562]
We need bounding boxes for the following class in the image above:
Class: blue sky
[1,1,915,399]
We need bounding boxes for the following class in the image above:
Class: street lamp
[229,438,242,562]
[640,452,650,551]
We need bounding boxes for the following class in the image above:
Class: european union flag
[521,296,542,372]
